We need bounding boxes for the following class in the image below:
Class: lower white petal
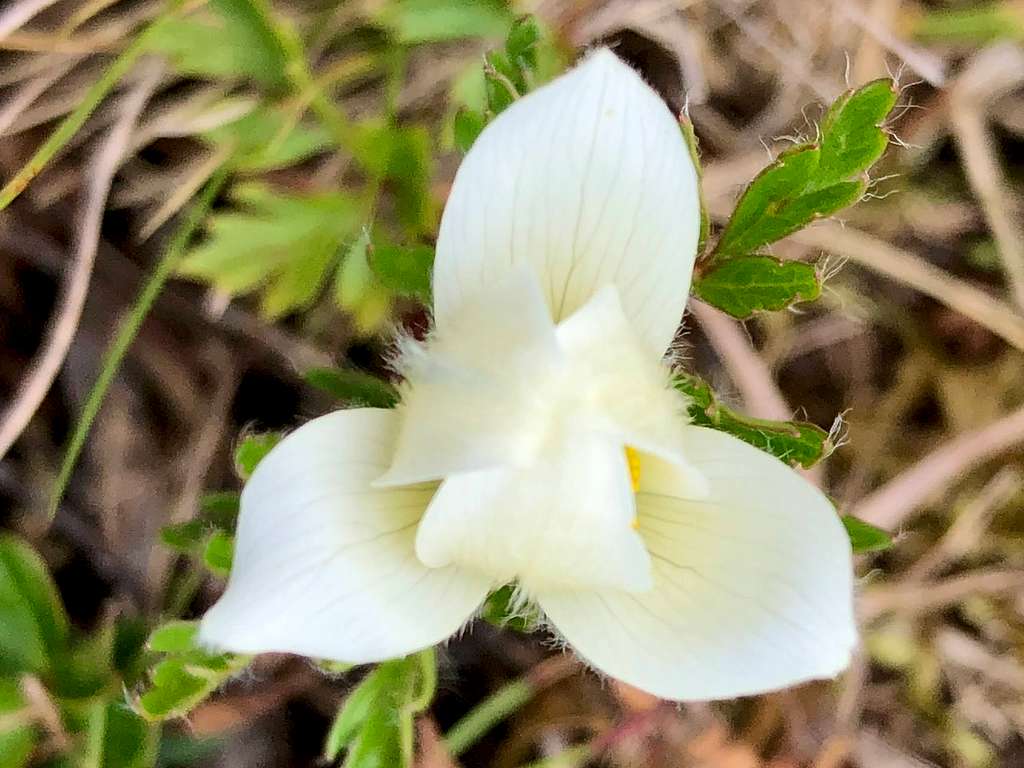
[199,409,491,663]
[538,427,856,701]
[415,431,652,594]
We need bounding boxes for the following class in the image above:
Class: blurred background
[2,0,1024,766]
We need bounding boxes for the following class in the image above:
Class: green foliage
[234,431,283,480]
[841,515,894,554]
[693,256,821,318]
[304,368,400,408]
[178,184,362,320]
[84,701,156,768]
[324,650,436,768]
[147,0,287,87]
[674,374,831,469]
[202,533,234,576]
[135,622,249,722]
[370,244,434,302]
[0,534,69,676]
[699,78,897,318]
[379,0,512,43]
[0,678,36,768]
[714,146,865,258]
[911,4,1024,44]
[202,108,332,172]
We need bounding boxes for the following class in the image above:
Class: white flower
[199,49,856,701]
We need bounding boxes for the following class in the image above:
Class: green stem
[444,678,534,757]
[0,0,185,213]
[50,163,233,516]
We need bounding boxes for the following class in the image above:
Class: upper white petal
[538,427,856,701]
[433,48,701,355]
[198,409,490,663]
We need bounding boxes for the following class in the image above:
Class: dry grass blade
[0,60,163,460]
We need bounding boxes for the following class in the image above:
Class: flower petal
[199,409,490,663]
[538,427,855,701]
[433,48,701,355]
[415,430,652,594]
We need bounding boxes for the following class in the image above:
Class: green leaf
[324,670,388,761]
[203,108,332,172]
[0,535,69,676]
[693,256,820,318]
[85,701,156,768]
[379,0,512,44]
[812,78,897,191]
[160,521,207,553]
[200,492,240,532]
[178,185,361,318]
[715,147,864,257]
[453,107,486,154]
[148,621,200,654]
[369,244,434,302]
[304,368,400,408]
[334,233,393,334]
[234,432,282,480]
[203,532,234,576]
[841,515,893,554]
[679,115,710,252]
[674,374,831,469]
[147,0,287,87]
[0,678,35,768]
[505,15,541,69]
[136,660,209,721]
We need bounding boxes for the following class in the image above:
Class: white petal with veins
[538,427,856,701]
[199,409,491,663]
[433,48,701,355]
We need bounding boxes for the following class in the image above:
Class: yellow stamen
[625,446,642,493]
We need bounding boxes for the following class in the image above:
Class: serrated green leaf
[369,244,434,302]
[160,521,207,553]
[178,186,361,317]
[0,535,69,676]
[148,621,199,654]
[812,79,896,191]
[136,660,209,720]
[841,515,893,553]
[674,374,830,468]
[715,147,865,257]
[234,432,282,479]
[453,107,486,153]
[203,532,234,576]
[693,256,820,318]
[147,0,287,87]
[379,0,511,44]
[304,368,400,408]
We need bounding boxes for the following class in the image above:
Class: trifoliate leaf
[0,535,69,676]
[693,256,820,318]
[841,515,894,553]
[234,432,282,479]
[812,78,897,191]
[674,373,830,469]
[304,368,400,408]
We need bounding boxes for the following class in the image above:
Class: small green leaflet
[369,244,434,302]
[713,78,897,258]
[203,532,234,575]
[841,515,894,554]
[304,367,400,408]
[147,621,200,654]
[378,0,511,44]
[693,256,820,318]
[674,373,830,469]
[234,431,282,479]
